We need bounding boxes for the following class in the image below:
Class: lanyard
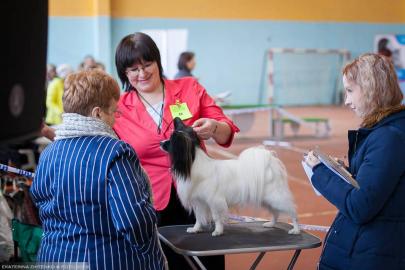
[137,87,166,134]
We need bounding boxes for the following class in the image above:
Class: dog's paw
[288,228,300,234]
[211,230,223,237]
[263,221,276,228]
[186,227,202,233]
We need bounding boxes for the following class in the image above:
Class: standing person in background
[32,69,166,270]
[305,53,405,270]
[174,51,196,79]
[46,64,57,88]
[95,62,106,71]
[114,32,239,270]
[78,55,97,71]
[78,55,106,71]
[377,38,392,58]
[45,64,73,125]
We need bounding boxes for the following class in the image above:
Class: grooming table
[158,222,321,270]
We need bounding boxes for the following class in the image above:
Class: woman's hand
[304,150,321,169]
[333,157,347,168]
[192,118,218,140]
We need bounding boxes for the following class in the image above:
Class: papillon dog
[160,118,300,236]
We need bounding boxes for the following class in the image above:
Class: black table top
[158,222,322,256]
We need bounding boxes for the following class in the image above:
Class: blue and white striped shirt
[31,136,165,270]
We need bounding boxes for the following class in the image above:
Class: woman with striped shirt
[31,70,166,270]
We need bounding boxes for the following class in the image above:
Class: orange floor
[204,106,361,270]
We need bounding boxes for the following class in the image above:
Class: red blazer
[114,78,239,211]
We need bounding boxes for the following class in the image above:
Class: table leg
[287,249,302,270]
[249,252,266,270]
[182,255,199,270]
[191,256,208,270]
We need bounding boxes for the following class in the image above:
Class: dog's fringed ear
[173,117,186,130]
[170,131,196,180]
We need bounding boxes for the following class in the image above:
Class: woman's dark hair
[177,52,195,71]
[115,32,164,91]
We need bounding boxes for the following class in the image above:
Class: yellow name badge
[169,101,193,120]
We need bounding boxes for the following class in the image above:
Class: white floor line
[229,215,332,232]
[285,145,309,154]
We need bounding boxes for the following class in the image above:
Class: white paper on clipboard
[301,161,322,196]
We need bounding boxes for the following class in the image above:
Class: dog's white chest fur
[176,178,193,210]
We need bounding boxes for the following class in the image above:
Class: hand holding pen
[303,150,321,169]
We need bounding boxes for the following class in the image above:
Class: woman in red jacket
[113,32,239,270]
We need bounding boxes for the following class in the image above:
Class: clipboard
[313,149,360,189]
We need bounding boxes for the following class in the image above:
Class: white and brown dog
[161,118,300,236]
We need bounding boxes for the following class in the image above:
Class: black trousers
[157,185,225,270]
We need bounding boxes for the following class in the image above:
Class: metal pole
[287,250,302,270]
[191,256,208,270]
[249,252,266,270]
[182,255,199,270]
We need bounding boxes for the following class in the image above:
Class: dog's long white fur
[175,146,300,236]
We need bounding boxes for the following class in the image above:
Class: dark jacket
[312,109,405,270]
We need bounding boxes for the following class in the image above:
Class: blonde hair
[63,70,120,116]
[343,53,403,117]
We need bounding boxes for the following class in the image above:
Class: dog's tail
[269,150,288,186]
[237,147,278,207]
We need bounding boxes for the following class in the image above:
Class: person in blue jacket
[305,53,405,270]
[31,69,167,270]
